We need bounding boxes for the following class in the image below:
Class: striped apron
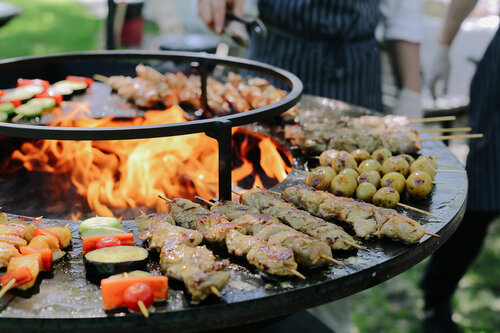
[466,26,500,213]
[247,0,382,112]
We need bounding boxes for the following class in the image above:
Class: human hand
[198,0,246,34]
[425,45,451,99]
[392,88,422,119]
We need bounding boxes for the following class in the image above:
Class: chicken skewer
[233,189,362,251]
[160,196,305,279]
[197,197,343,267]
[282,185,434,243]
[134,212,230,301]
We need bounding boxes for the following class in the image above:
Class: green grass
[350,216,500,333]
[0,0,102,59]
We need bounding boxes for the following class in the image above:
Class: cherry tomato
[95,235,121,249]
[123,282,154,312]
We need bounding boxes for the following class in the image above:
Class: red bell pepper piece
[0,266,33,288]
[0,90,5,97]
[82,233,134,255]
[0,100,21,107]
[19,247,53,271]
[66,75,93,88]
[17,78,50,89]
[33,228,61,247]
[34,92,63,106]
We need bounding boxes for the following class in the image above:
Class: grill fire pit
[0,52,467,333]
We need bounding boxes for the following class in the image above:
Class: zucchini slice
[28,97,56,110]
[15,103,43,118]
[0,89,34,103]
[84,246,148,279]
[79,216,122,235]
[0,112,8,122]
[0,102,15,115]
[54,80,87,94]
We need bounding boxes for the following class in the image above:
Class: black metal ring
[0,50,303,140]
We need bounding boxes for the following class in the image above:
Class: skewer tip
[210,285,221,297]
[0,278,16,298]
[157,194,172,202]
[289,268,306,280]
[396,202,445,220]
[231,190,241,197]
[195,195,215,206]
[321,255,345,266]
[137,300,149,318]
[344,239,365,251]
[424,231,440,238]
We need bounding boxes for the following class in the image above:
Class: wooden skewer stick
[195,196,215,207]
[321,255,345,266]
[232,190,242,197]
[93,74,109,83]
[436,169,466,173]
[437,164,454,167]
[420,133,483,141]
[419,127,471,133]
[0,279,16,298]
[409,115,456,123]
[424,231,440,238]
[157,194,172,202]
[137,300,149,318]
[11,114,23,122]
[433,181,452,184]
[210,285,221,297]
[289,268,306,280]
[344,239,365,251]
[397,203,445,220]
[292,168,309,175]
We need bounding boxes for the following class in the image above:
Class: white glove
[425,44,451,99]
[392,88,422,119]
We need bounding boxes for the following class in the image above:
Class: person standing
[421,1,500,332]
[198,0,423,117]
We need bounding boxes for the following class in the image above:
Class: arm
[380,0,423,116]
[438,0,479,47]
[426,0,479,98]
[386,40,422,93]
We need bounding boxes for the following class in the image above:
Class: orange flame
[6,104,291,217]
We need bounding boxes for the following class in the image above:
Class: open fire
[0,104,292,219]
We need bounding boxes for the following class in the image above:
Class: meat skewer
[282,185,431,243]
[233,189,362,251]
[196,196,343,267]
[95,65,286,115]
[134,212,230,301]
[160,196,305,279]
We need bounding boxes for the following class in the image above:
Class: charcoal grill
[0,52,467,333]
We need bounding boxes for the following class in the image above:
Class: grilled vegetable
[330,174,357,197]
[54,80,87,94]
[410,160,436,179]
[66,75,94,88]
[306,166,336,191]
[372,187,400,208]
[357,159,381,174]
[380,156,410,177]
[14,103,42,118]
[355,182,377,202]
[0,266,33,289]
[100,273,168,309]
[28,97,56,110]
[0,102,15,114]
[6,253,41,290]
[28,235,65,261]
[371,148,392,164]
[82,233,134,254]
[45,226,72,248]
[84,246,149,279]
[357,170,381,187]
[380,172,406,194]
[350,149,371,164]
[406,171,433,199]
[79,217,122,236]
[80,226,127,237]
[19,247,53,271]
[123,282,154,312]
[17,78,50,89]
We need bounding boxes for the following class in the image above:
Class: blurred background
[0,0,498,332]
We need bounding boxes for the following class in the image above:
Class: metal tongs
[225,12,267,47]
